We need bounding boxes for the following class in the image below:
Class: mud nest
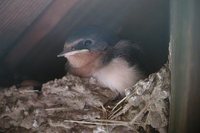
[0,64,170,133]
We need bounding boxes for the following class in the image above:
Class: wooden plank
[3,0,79,70]
[170,0,200,133]
[0,0,52,60]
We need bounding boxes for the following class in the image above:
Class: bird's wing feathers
[102,40,144,67]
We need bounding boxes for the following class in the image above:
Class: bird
[58,26,145,96]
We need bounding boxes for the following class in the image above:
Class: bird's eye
[84,40,92,46]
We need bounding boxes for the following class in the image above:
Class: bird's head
[57,26,119,68]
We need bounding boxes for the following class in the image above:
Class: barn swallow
[58,27,145,96]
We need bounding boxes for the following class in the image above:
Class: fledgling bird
[58,27,145,96]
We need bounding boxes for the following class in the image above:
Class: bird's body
[93,40,144,95]
[93,57,143,95]
[58,27,145,96]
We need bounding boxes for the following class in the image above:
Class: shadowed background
[0,0,169,86]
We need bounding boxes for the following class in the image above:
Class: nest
[0,64,170,133]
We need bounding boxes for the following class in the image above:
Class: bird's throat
[66,51,103,77]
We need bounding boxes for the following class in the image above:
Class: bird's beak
[57,48,89,57]
[57,48,73,57]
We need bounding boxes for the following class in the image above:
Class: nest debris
[0,64,170,133]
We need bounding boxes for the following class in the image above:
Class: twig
[64,119,129,126]
[109,104,132,120]
[129,102,150,125]
[111,96,127,112]
[110,88,137,115]
[49,119,71,129]
[45,107,69,111]
[19,90,39,93]
[108,106,123,119]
